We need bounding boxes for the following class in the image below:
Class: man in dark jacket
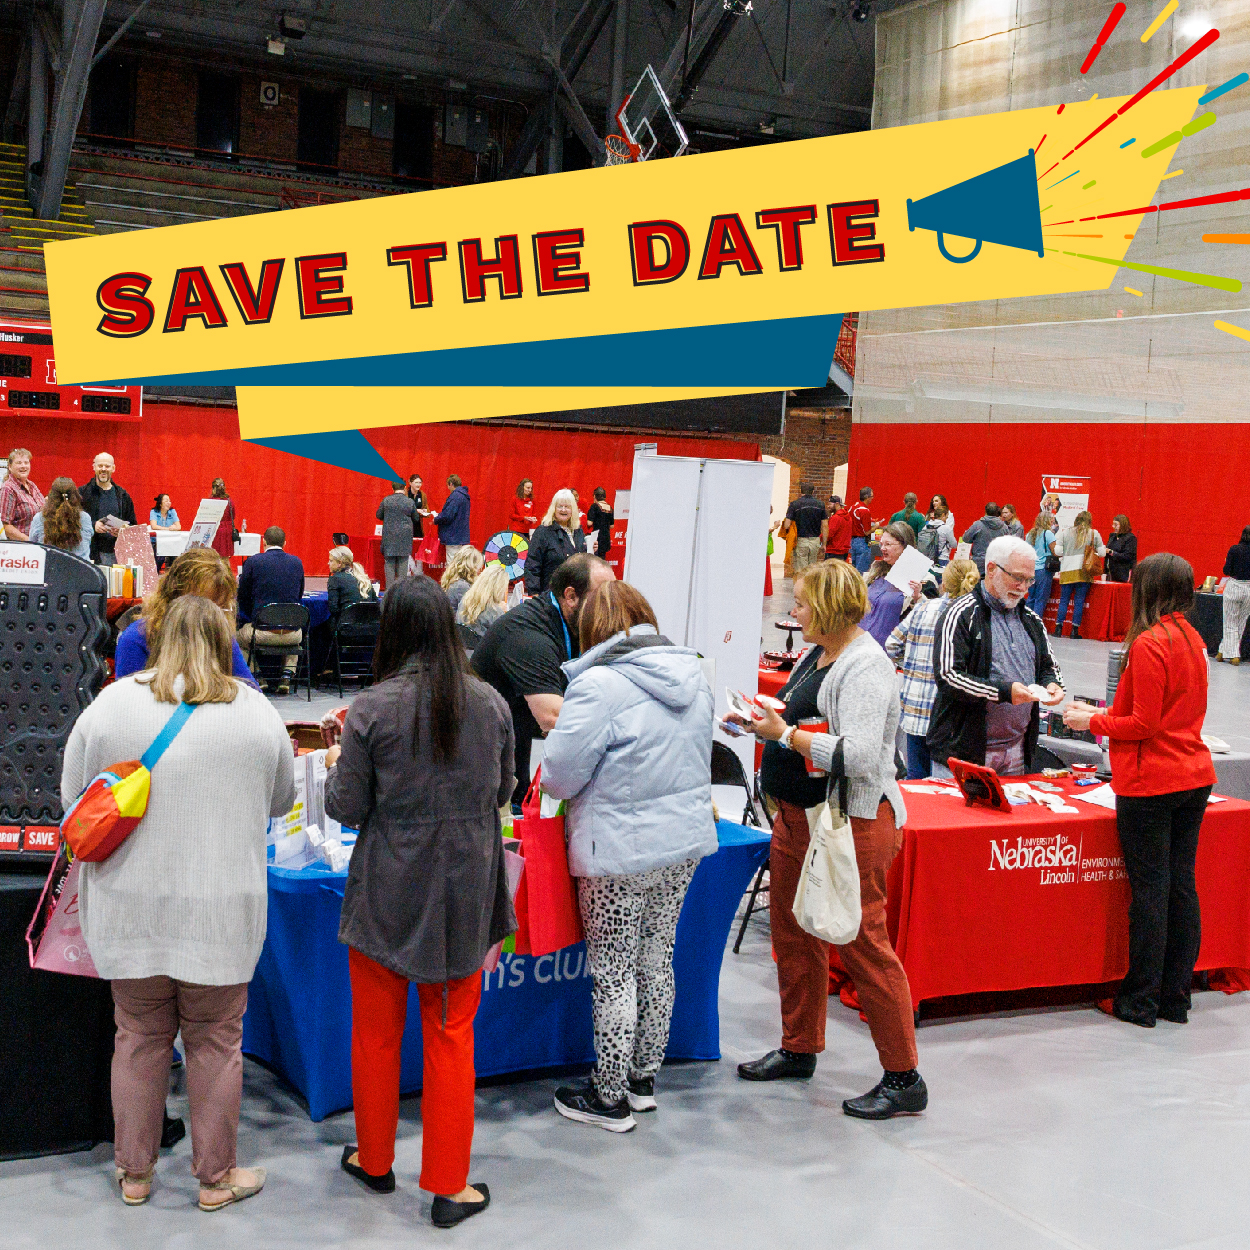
[433,475,471,557]
[473,553,613,810]
[927,536,1063,777]
[376,483,417,587]
[236,526,306,693]
[961,502,1010,576]
[79,451,136,564]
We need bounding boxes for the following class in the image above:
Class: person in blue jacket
[540,581,718,1133]
[432,475,471,558]
[115,548,259,689]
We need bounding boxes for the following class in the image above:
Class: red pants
[348,948,481,1195]
[770,798,918,1071]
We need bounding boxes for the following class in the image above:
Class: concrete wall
[851,0,1249,576]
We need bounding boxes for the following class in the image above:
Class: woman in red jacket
[1064,553,1216,1028]
[510,479,539,535]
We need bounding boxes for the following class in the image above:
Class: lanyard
[549,592,572,660]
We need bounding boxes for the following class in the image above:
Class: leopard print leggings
[578,859,699,1106]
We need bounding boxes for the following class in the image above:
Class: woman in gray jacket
[731,560,927,1121]
[541,581,718,1132]
[324,576,515,1228]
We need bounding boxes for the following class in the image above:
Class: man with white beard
[927,535,1064,778]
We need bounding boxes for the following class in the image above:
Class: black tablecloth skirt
[1192,592,1250,660]
[0,872,115,1159]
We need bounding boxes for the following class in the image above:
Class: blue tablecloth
[242,820,769,1121]
[302,591,330,629]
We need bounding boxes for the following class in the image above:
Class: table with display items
[866,779,1250,1008]
[242,820,770,1120]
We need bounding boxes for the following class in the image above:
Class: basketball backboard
[618,65,689,161]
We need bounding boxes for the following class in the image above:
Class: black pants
[1115,785,1211,1021]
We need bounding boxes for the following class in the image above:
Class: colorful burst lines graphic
[1035,2,1248,343]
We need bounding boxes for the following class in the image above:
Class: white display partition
[623,450,774,777]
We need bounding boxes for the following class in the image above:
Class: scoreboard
[0,319,143,421]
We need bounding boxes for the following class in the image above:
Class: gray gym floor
[4,578,1246,1246]
[3,921,1248,1249]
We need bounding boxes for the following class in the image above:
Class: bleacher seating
[0,139,404,320]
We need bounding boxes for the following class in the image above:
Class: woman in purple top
[114,548,259,690]
[861,522,927,648]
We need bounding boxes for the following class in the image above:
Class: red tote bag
[511,767,583,956]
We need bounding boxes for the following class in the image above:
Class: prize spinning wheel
[484,531,529,581]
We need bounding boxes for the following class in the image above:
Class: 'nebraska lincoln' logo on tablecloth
[989,833,1081,885]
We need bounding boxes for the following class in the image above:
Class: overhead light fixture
[280,13,307,39]
[144,28,161,38]
[267,37,286,55]
[851,2,870,20]
[446,78,469,92]
[402,72,417,80]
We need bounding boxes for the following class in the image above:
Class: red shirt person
[1,447,45,540]
[510,478,539,534]
[825,495,852,560]
[1063,555,1217,1028]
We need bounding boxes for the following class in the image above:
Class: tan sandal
[198,1166,266,1212]
[116,1166,154,1206]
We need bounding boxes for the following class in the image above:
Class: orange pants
[770,798,918,1071]
[348,948,481,1196]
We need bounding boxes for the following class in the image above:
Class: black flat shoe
[432,1182,490,1229]
[737,1049,817,1081]
[340,1145,396,1193]
[843,1075,928,1119]
[1157,1007,1189,1024]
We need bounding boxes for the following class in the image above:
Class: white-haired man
[927,535,1064,777]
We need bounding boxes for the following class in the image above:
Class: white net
[604,134,633,166]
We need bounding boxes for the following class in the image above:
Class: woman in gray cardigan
[62,596,295,1211]
[324,576,515,1229]
[540,581,718,1132]
[730,560,927,1121]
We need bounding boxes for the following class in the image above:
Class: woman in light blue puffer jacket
[540,581,717,1133]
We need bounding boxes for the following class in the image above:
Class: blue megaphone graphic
[906,150,1045,263]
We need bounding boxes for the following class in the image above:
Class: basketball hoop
[604,133,636,165]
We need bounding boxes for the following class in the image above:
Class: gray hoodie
[540,625,718,877]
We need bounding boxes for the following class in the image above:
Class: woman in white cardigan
[62,595,295,1211]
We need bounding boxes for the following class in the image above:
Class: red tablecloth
[758,666,789,698]
[106,597,141,623]
[1078,580,1132,642]
[877,780,1250,1007]
[349,534,444,581]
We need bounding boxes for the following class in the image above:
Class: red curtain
[848,421,1239,580]
[2,405,758,574]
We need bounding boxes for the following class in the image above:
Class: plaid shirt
[0,474,44,537]
[884,596,945,736]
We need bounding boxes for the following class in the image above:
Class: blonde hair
[542,488,578,532]
[458,562,509,624]
[795,560,868,635]
[440,546,483,589]
[1070,509,1093,551]
[329,545,372,596]
[7,446,31,463]
[142,548,237,651]
[139,595,238,705]
[942,558,980,598]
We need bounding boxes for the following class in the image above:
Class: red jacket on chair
[1090,614,1217,798]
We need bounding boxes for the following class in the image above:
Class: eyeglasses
[999,568,1035,588]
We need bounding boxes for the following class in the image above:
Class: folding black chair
[711,741,761,828]
[245,602,312,700]
[329,601,381,695]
